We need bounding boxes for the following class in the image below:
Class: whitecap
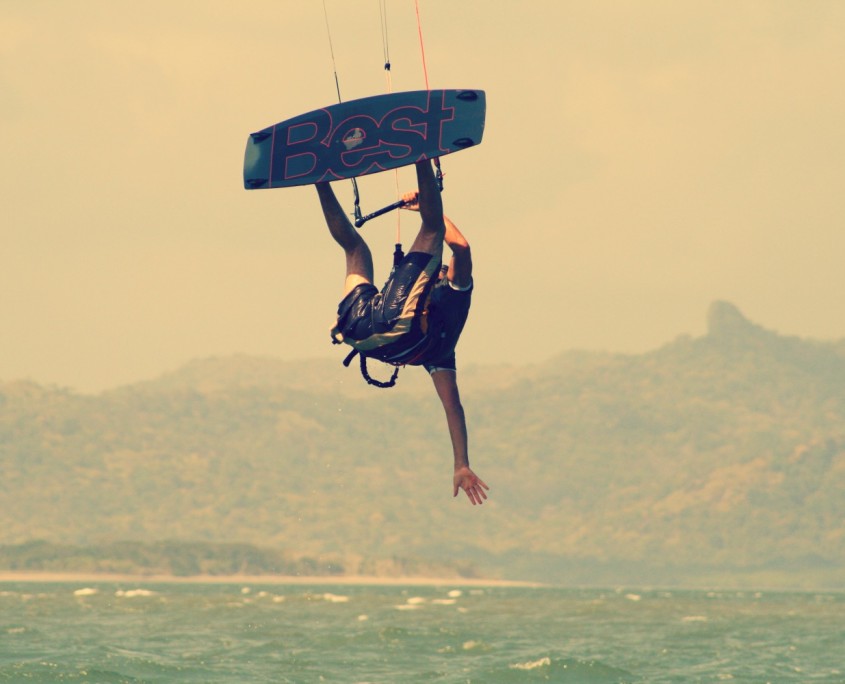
[462,639,494,653]
[681,615,708,623]
[73,588,98,596]
[624,593,642,602]
[115,589,156,598]
[357,614,369,621]
[394,604,420,611]
[510,656,551,671]
[406,596,426,605]
[447,589,463,598]
[431,599,456,605]
[272,596,286,604]
[322,593,349,603]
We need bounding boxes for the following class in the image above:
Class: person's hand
[400,191,420,211]
[453,466,489,505]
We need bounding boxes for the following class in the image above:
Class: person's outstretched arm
[430,370,489,505]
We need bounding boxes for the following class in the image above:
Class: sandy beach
[0,572,543,587]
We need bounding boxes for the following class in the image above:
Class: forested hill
[2,301,844,588]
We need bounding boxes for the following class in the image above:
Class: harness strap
[360,354,400,388]
[341,348,400,389]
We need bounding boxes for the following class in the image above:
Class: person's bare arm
[430,370,489,505]
[402,194,472,289]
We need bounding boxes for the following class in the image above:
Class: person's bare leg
[408,160,446,257]
[315,182,374,295]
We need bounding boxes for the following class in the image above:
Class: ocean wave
[502,655,634,682]
[73,587,98,596]
[510,656,551,671]
[115,589,156,598]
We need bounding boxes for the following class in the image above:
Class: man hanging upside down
[315,159,489,506]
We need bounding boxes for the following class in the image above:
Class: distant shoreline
[0,572,543,587]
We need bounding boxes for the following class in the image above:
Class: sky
[2,0,845,393]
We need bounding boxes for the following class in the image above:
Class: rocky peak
[706,301,761,339]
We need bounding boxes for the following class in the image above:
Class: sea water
[1,582,843,683]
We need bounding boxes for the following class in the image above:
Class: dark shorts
[332,251,442,360]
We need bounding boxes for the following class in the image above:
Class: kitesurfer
[315,159,489,505]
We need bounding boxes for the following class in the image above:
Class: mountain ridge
[2,302,844,588]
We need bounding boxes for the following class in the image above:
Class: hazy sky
[3,1,844,393]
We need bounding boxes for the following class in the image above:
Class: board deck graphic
[243,89,485,189]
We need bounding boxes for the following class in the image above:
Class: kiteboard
[243,89,485,190]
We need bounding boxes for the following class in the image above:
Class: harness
[332,245,442,389]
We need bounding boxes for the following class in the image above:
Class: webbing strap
[360,355,399,388]
[341,348,400,389]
